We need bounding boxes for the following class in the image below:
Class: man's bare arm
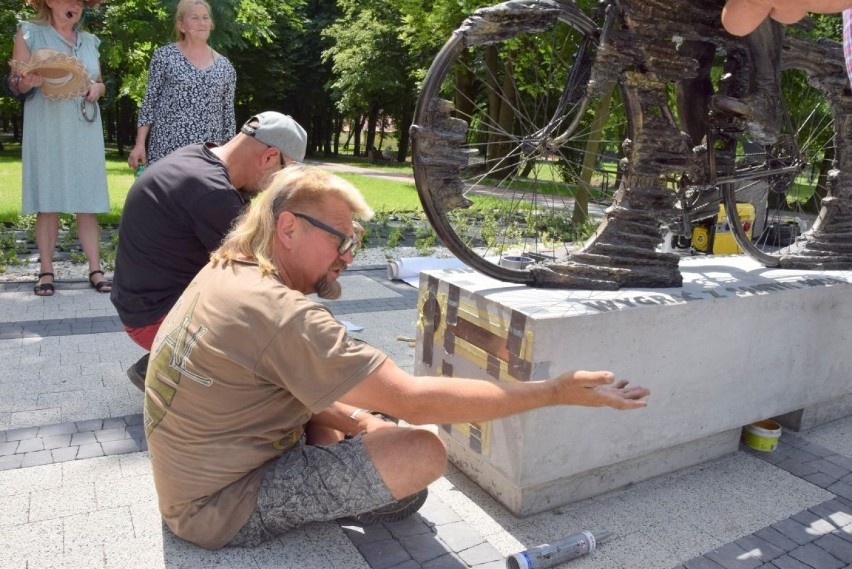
[339,359,649,426]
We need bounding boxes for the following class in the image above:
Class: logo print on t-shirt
[144,293,212,435]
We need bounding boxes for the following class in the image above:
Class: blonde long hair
[211,165,373,276]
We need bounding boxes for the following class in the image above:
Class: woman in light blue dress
[9,0,111,296]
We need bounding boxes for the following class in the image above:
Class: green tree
[0,0,30,144]
[322,0,418,160]
[396,0,480,71]
[227,0,342,156]
[95,0,294,149]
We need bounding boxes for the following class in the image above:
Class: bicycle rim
[411,1,627,285]
[723,46,842,266]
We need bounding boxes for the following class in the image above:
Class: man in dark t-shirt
[111,112,307,390]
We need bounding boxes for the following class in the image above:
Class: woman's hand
[552,370,650,410]
[85,81,105,103]
[128,144,147,169]
[18,72,44,92]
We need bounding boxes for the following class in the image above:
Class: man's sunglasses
[294,213,359,255]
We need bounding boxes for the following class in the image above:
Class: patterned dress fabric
[137,43,236,164]
[19,21,109,215]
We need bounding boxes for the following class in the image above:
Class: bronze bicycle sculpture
[410,0,852,289]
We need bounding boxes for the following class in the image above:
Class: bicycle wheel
[411,0,630,285]
[722,35,847,266]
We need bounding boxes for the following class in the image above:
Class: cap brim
[721,0,772,36]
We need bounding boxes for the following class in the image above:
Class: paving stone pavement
[0,266,851,569]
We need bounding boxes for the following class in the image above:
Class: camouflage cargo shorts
[227,434,394,547]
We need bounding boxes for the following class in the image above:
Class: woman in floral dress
[127,0,236,169]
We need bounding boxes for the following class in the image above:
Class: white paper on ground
[339,320,364,332]
[386,256,469,286]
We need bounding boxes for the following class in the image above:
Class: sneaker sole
[126,353,149,392]
[126,367,146,392]
[350,488,428,525]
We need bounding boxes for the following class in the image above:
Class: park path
[306,159,416,184]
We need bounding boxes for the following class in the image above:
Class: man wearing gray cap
[111,112,307,390]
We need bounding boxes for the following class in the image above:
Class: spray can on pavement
[506,530,612,569]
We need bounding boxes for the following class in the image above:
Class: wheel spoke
[412,2,626,283]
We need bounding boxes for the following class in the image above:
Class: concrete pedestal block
[414,256,852,516]
[773,393,852,431]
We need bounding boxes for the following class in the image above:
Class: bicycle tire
[722,34,849,266]
[411,0,630,286]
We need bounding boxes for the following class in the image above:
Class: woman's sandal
[88,270,112,293]
[34,272,55,297]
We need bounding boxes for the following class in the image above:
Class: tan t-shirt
[144,259,387,550]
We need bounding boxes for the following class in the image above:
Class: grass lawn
[311,152,414,177]
[0,143,135,225]
[334,172,422,213]
[0,143,424,226]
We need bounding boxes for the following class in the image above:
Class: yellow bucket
[742,419,782,452]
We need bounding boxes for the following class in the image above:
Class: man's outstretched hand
[553,370,650,410]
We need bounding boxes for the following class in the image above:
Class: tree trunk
[572,82,615,224]
[377,114,387,150]
[365,106,380,157]
[454,51,477,119]
[396,104,413,162]
[332,113,341,156]
[352,115,365,157]
[484,46,518,177]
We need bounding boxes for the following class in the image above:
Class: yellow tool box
[692,203,755,255]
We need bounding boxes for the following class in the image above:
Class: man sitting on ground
[110,112,307,390]
[143,165,652,550]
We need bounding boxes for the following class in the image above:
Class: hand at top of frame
[553,370,650,410]
[722,0,852,36]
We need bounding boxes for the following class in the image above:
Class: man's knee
[408,428,448,475]
[373,426,447,463]
[364,427,448,496]
[395,428,448,492]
